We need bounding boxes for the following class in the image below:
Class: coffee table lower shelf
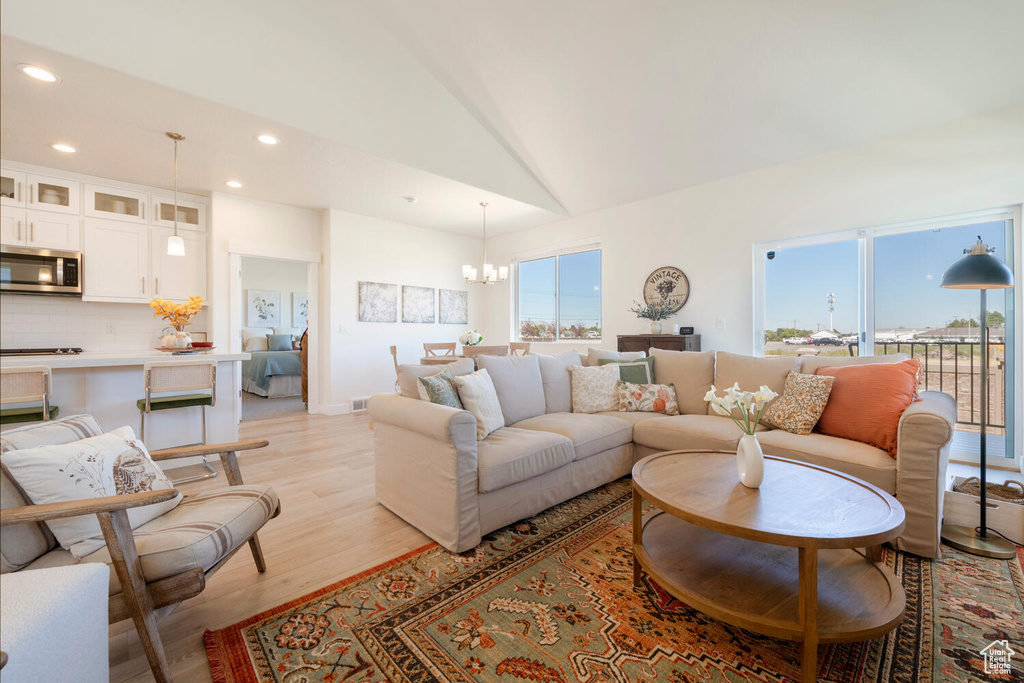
[633,510,906,644]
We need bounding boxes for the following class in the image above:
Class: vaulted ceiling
[2,0,1023,235]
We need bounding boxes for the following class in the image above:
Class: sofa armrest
[894,390,956,558]
[368,394,481,553]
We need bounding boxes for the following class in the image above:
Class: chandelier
[462,202,507,284]
[165,132,186,256]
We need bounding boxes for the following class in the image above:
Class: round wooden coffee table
[632,450,906,683]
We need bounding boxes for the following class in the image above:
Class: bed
[241,328,305,398]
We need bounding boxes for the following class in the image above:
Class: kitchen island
[0,351,248,473]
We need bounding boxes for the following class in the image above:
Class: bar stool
[138,359,217,483]
[0,366,59,425]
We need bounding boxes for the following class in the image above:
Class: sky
[519,249,601,327]
[765,220,1010,333]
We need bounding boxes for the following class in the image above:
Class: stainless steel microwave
[0,245,82,295]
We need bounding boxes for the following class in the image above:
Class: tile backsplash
[0,294,209,352]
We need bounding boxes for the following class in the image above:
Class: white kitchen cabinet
[26,210,81,251]
[82,219,150,301]
[26,174,80,215]
[1,208,27,244]
[84,185,148,223]
[152,196,206,232]
[1,169,26,208]
[151,227,206,300]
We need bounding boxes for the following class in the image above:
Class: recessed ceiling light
[51,143,76,153]
[225,180,243,188]
[257,134,279,145]
[18,64,59,83]
[404,196,418,204]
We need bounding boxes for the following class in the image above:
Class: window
[756,208,1018,467]
[517,248,601,341]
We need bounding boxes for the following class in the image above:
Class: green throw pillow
[598,356,654,384]
[418,368,463,409]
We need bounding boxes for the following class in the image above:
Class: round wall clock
[643,266,690,313]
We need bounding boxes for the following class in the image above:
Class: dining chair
[423,342,457,357]
[0,366,58,425]
[509,342,531,356]
[390,345,400,392]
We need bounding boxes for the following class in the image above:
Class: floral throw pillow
[1,426,181,557]
[417,368,463,409]
[616,381,680,415]
[761,371,835,435]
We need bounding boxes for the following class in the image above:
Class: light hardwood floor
[110,411,430,682]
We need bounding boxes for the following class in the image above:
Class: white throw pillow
[1,426,182,558]
[452,370,505,440]
[243,336,269,352]
[568,364,621,413]
[586,348,646,367]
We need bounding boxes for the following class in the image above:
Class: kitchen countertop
[0,351,249,369]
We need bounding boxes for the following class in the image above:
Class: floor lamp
[940,236,1016,559]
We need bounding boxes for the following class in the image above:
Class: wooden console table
[617,334,700,353]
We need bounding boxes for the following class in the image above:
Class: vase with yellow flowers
[150,296,203,349]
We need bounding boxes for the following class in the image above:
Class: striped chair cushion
[0,414,103,454]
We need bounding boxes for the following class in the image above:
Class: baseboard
[317,403,352,416]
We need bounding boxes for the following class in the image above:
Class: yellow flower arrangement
[150,296,204,330]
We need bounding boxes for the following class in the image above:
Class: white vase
[651,320,663,334]
[737,433,764,488]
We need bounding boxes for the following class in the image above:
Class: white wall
[240,256,309,330]
[0,294,209,351]
[479,104,1024,358]
[322,209,482,411]
[208,192,322,350]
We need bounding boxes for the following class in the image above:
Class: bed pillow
[598,357,655,384]
[452,370,505,440]
[244,336,269,352]
[617,381,680,415]
[266,334,293,352]
[761,372,835,435]
[274,327,303,339]
[814,359,921,456]
[568,364,620,413]
[1,426,181,557]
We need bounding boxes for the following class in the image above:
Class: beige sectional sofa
[369,348,956,558]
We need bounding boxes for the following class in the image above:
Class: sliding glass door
[756,209,1017,466]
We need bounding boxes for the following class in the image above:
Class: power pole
[827,292,836,332]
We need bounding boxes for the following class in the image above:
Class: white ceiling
[2,0,1023,235]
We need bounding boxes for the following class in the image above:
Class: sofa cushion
[761,372,835,435]
[477,354,546,426]
[568,364,620,414]
[649,349,715,415]
[20,484,279,594]
[800,352,910,375]
[598,357,655,383]
[596,410,671,425]
[0,414,104,454]
[536,351,582,413]
[452,370,505,441]
[477,428,575,493]
[616,381,680,415]
[586,348,646,367]
[632,414,766,452]
[756,430,896,493]
[715,351,800,399]
[417,368,463,409]
[397,359,475,399]
[513,413,633,460]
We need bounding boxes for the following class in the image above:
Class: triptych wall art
[357,281,468,324]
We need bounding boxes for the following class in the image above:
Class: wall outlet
[716,318,726,330]
[105,323,116,334]
[339,325,350,334]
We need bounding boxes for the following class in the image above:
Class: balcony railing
[849,341,1006,430]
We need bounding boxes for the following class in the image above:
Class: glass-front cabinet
[1,169,26,207]
[26,174,80,215]
[152,195,206,232]
[84,184,148,223]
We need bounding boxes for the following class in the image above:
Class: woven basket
[952,477,1024,505]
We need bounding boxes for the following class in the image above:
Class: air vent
[351,397,369,412]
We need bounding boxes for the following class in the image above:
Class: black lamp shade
[941,253,1014,289]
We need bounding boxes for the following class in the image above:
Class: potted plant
[458,330,483,347]
[703,383,778,488]
[629,299,674,333]
[151,296,204,348]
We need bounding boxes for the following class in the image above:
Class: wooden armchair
[0,438,280,683]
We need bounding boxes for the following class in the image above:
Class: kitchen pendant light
[166,132,186,257]
[463,202,508,284]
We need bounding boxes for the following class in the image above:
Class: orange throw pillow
[814,359,921,457]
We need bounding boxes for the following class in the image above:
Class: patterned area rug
[205,479,1024,682]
